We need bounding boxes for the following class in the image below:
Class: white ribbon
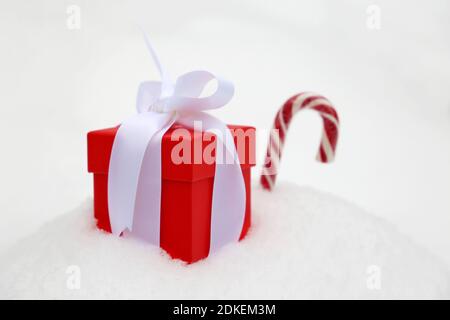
[107,34,246,253]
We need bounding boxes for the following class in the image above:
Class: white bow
[107,34,246,253]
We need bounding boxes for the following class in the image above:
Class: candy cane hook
[260,92,340,190]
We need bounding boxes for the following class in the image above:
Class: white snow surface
[1,182,449,299]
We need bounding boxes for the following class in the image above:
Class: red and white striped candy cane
[261,92,340,190]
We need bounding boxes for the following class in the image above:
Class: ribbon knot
[107,34,246,254]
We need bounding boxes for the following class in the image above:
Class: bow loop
[166,70,234,113]
[173,70,213,97]
[137,71,234,114]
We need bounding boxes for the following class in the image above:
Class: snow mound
[1,182,449,299]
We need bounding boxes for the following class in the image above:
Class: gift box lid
[87,123,256,182]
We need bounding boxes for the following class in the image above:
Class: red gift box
[87,123,255,263]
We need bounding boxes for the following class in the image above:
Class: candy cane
[260,92,340,190]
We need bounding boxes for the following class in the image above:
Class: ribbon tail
[108,111,175,235]
[140,29,174,97]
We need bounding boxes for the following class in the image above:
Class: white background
[0,0,449,265]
